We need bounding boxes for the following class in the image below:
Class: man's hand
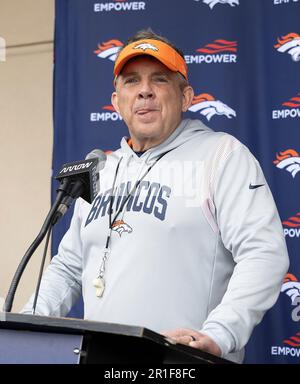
[161,328,222,357]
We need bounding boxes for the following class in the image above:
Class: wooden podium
[0,313,232,364]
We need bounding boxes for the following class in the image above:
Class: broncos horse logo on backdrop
[274,33,300,62]
[197,0,239,10]
[94,39,124,61]
[102,105,117,112]
[282,212,300,229]
[273,149,300,178]
[282,93,300,109]
[283,332,300,348]
[281,273,300,304]
[111,220,133,237]
[188,93,236,121]
[196,39,237,54]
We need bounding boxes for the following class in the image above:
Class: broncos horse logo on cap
[112,220,133,237]
[189,93,236,121]
[134,43,159,52]
[273,149,300,178]
[274,33,300,62]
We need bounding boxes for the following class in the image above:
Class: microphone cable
[3,185,68,313]
[32,220,53,315]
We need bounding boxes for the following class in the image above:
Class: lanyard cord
[108,156,123,229]
[94,148,174,294]
[105,149,173,249]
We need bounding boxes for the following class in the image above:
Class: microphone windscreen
[86,149,107,171]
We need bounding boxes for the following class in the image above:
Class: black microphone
[53,149,107,224]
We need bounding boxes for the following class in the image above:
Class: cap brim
[114,39,188,81]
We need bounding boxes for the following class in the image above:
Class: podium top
[0,312,231,364]
[2,312,152,338]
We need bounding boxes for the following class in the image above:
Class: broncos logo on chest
[111,220,133,237]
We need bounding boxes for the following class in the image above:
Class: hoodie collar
[120,118,212,161]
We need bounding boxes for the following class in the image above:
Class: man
[22,30,289,363]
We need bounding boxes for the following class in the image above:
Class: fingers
[189,338,222,357]
[161,328,222,357]
[161,328,199,339]
[161,328,202,347]
[174,334,196,345]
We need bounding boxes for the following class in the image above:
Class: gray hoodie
[22,119,289,363]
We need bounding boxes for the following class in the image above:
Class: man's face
[112,56,193,151]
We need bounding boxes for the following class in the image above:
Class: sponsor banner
[273,0,300,5]
[272,93,300,119]
[185,39,238,64]
[90,105,123,122]
[54,0,300,364]
[93,1,146,13]
[282,214,300,238]
[271,344,300,358]
[269,273,300,360]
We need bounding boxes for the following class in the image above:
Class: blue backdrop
[53,0,300,363]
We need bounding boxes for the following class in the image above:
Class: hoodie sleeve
[21,200,83,317]
[200,142,289,357]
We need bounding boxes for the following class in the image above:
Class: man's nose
[138,80,154,99]
[138,90,153,99]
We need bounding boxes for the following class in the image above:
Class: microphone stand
[3,178,71,313]
[3,152,102,313]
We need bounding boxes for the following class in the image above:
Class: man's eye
[124,77,138,84]
[154,76,168,83]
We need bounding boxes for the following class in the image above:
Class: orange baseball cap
[114,38,188,81]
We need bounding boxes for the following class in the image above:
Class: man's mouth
[136,108,158,115]
[134,106,160,115]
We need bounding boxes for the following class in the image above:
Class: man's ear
[181,86,194,112]
[111,91,120,113]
